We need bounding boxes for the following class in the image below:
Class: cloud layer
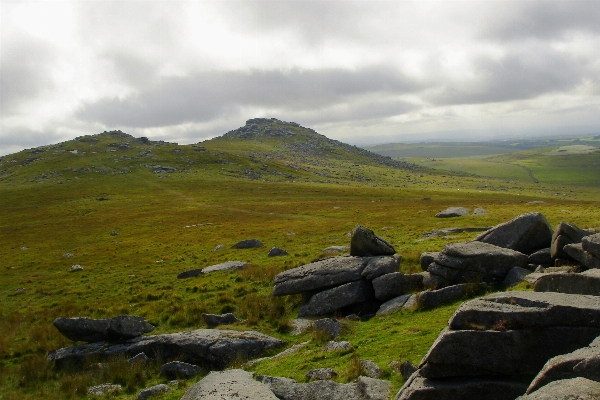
[2,1,600,155]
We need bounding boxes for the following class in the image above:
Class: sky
[1,0,600,156]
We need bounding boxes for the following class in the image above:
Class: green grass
[1,127,600,399]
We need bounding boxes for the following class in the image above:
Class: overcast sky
[2,1,600,156]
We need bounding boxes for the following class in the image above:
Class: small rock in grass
[14,287,26,295]
[62,253,74,258]
[314,318,342,339]
[70,264,83,272]
[323,341,352,351]
[160,361,204,379]
[305,368,337,380]
[268,247,289,257]
[138,384,171,400]
[213,244,224,251]
[360,359,383,378]
[232,239,263,249]
[110,231,118,236]
[88,383,121,396]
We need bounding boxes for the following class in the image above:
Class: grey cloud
[428,48,588,105]
[484,1,600,41]
[76,66,421,127]
[0,35,56,116]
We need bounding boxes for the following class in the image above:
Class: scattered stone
[372,272,424,301]
[289,318,314,336]
[14,287,26,295]
[48,329,285,370]
[70,264,83,272]
[376,294,413,315]
[314,318,342,339]
[138,384,171,400]
[53,315,154,343]
[181,369,278,400]
[350,225,395,256]
[88,383,121,396]
[421,227,491,239]
[306,368,337,380]
[533,269,600,295]
[232,239,263,249]
[128,352,149,364]
[177,269,204,279]
[361,256,400,280]
[551,222,594,259]
[427,241,528,285]
[202,313,241,327]
[475,212,553,254]
[110,231,118,236]
[273,256,368,296]
[178,261,249,278]
[502,266,532,287]
[298,280,371,317]
[473,208,487,215]
[435,207,470,218]
[268,247,289,257]
[246,341,311,367]
[517,377,600,400]
[399,360,418,380]
[360,359,383,378]
[213,244,224,251]
[160,361,204,379]
[321,245,350,255]
[323,341,352,351]
[62,253,74,258]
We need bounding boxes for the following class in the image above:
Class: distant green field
[365,143,516,158]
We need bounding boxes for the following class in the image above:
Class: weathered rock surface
[48,329,285,369]
[376,294,413,315]
[527,248,552,266]
[178,261,248,278]
[53,316,154,343]
[417,283,485,310]
[314,318,342,339]
[268,247,289,257]
[232,239,263,249]
[181,369,278,400]
[475,212,553,254]
[502,266,532,287]
[394,373,528,400]
[350,225,395,256]
[582,233,600,258]
[88,383,121,396]
[160,361,204,379]
[323,341,352,351]
[372,272,424,301]
[551,222,593,259]
[298,280,372,317]
[448,291,600,330]
[273,256,368,296]
[258,375,391,400]
[360,359,383,378]
[564,243,600,269]
[321,245,350,255]
[202,313,241,327]
[526,337,600,394]
[428,241,528,285]
[399,361,417,380]
[137,384,170,400]
[534,268,600,295]
[419,326,600,379]
[361,256,400,280]
[435,207,469,218]
[420,252,438,271]
[517,377,600,400]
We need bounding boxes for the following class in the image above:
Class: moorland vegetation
[1,118,599,399]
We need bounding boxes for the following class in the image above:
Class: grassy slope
[1,129,600,399]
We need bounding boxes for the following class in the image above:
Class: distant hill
[0,118,416,186]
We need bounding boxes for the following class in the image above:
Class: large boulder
[527,248,552,267]
[47,329,285,370]
[361,256,400,280]
[53,316,154,343]
[517,377,600,400]
[181,370,278,400]
[582,233,600,258]
[563,243,600,269]
[435,207,469,218]
[550,222,594,259]
[417,283,486,310]
[372,272,424,301]
[475,212,553,254]
[376,294,413,315]
[272,256,368,296]
[427,241,528,285]
[298,280,372,317]
[533,269,600,295]
[350,225,395,257]
[394,372,528,400]
[420,252,438,271]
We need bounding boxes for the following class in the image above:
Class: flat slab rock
[475,212,553,255]
[48,329,285,370]
[394,372,528,400]
[435,207,470,218]
[298,280,371,317]
[272,256,369,296]
[178,261,248,278]
[258,374,391,400]
[182,370,278,400]
[53,315,154,343]
[533,269,600,295]
[517,377,600,400]
[448,291,600,330]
